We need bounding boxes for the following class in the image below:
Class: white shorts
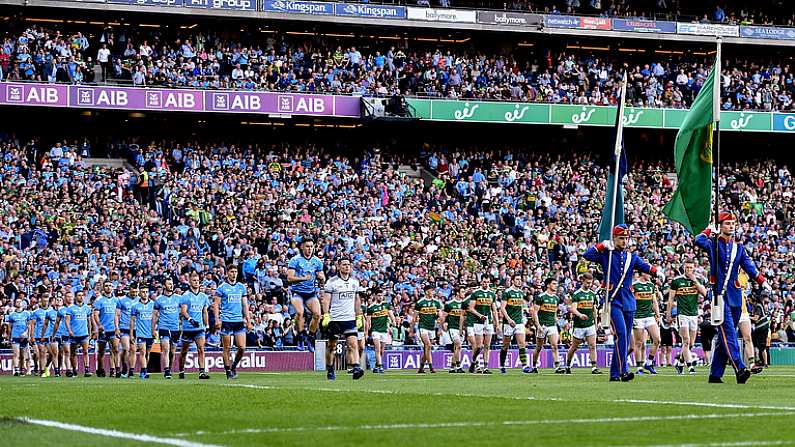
[502,324,524,338]
[447,328,463,344]
[419,328,436,340]
[472,323,495,336]
[739,313,750,324]
[357,331,365,341]
[372,331,389,343]
[536,325,559,340]
[573,325,597,340]
[634,316,658,330]
[677,315,698,332]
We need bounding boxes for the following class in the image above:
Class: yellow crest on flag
[699,124,713,164]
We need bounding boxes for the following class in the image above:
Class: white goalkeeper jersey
[324,275,361,322]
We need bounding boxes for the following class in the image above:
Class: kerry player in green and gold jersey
[531,277,564,374]
[499,275,531,374]
[666,260,707,375]
[465,276,499,374]
[413,285,443,374]
[366,289,396,374]
[565,273,602,375]
[442,289,467,373]
[632,273,662,375]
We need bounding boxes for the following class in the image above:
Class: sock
[224,366,230,374]
[54,367,60,375]
[499,349,508,368]
[327,365,334,372]
[352,363,360,369]
[554,361,559,368]
[110,368,115,376]
[519,348,527,368]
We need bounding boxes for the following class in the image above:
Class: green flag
[662,65,716,235]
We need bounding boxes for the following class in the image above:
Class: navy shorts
[36,338,50,345]
[181,330,205,343]
[291,290,319,304]
[327,320,357,338]
[136,337,154,348]
[119,328,132,337]
[158,329,180,341]
[97,331,117,343]
[11,337,30,348]
[56,335,69,345]
[71,335,89,345]
[221,321,246,336]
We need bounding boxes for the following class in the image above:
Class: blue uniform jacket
[694,231,763,308]
[583,244,656,311]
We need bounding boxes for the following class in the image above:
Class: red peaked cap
[612,224,630,237]
[718,211,737,223]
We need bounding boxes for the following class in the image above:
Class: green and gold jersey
[443,299,465,330]
[502,288,526,324]
[367,302,391,333]
[534,292,559,327]
[633,281,657,319]
[465,288,497,326]
[669,276,699,317]
[570,288,598,329]
[415,298,442,330]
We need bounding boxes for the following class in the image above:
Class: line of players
[2,267,253,380]
[349,260,763,376]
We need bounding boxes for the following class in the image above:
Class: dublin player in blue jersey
[179,272,210,379]
[53,292,74,377]
[287,238,326,351]
[41,295,60,377]
[213,265,252,379]
[93,281,120,378]
[130,288,156,379]
[153,277,181,379]
[32,296,51,376]
[115,283,140,378]
[66,291,94,377]
[4,298,33,376]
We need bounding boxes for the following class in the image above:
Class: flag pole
[711,37,724,326]
[602,70,628,330]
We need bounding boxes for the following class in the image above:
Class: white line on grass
[175,411,785,437]
[614,399,795,412]
[614,440,792,447]
[19,417,226,447]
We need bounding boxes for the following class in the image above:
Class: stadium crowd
[1,135,794,361]
[2,24,794,111]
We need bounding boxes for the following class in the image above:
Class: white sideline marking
[176,411,785,436]
[20,417,225,447]
[615,399,795,412]
[615,441,791,447]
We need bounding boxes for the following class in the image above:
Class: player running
[287,238,326,351]
[93,281,120,378]
[214,264,252,379]
[465,276,498,374]
[130,287,156,379]
[532,277,564,374]
[499,275,531,374]
[65,291,93,377]
[115,283,140,378]
[632,273,662,375]
[565,273,602,375]
[32,295,52,376]
[153,277,181,379]
[414,285,443,374]
[366,288,396,374]
[441,288,466,373]
[321,257,365,380]
[666,260,707,375]
[5,298,33,376]
[53,292,74,377]
[179,271,211,379]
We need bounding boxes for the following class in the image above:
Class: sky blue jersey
[216,282,247,323]
[131,301,155,338]
[154,293,181,331]
[181,290,210,330]
[287,255,323,294]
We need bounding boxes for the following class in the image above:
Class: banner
[476,11,541,27]
[612,18,676,33]
[740,25,795,40]
[107,0,182,5]
[407,7,476,23]
[543,15,610,30]
[382,347,704,370]
[334,3,406,19]
[262,0,334,15]
[406,99,786,133]
[0,83,361,118]
[0,350,313,374]
[184,0,256,10]
[676,22,739,37]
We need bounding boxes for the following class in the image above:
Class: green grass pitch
[2,367,795,447]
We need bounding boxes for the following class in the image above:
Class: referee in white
[321,257,365,380]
